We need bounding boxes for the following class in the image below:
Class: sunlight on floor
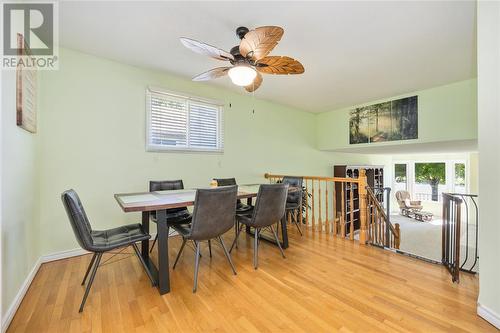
[429,219,443,226]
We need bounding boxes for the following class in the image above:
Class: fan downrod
[236,26,249,39]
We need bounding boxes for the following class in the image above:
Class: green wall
[3,46,483,327]
[36,48,376,255]
[1,70,40,322]
[316,79,477,151]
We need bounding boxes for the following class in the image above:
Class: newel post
[358,169,368,245]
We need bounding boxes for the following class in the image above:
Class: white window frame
[393,162,410,192]
[392,159,469,203]
[146,86,224,153]
[450,159,469,193]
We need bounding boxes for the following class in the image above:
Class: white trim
[1,257,41,333]
[0,232,169,332]
[145,88,224,153]
[146,144,224,154]
[477,303,500,329]
[0,69,3,333]
[1,247,89,333]
[40,248,89,263]
[391,158,469,203]
[147,86,224,106]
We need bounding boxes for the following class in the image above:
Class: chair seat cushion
[236,212,254,226]
[91,223,150,252]
[236,203,253,215]
[172,223,192,238]
[151,210,192,225]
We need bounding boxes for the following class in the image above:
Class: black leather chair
[213,178,252,214]
[61,189,155,312]
[172,186,238,292]
[214,178,252,250]
[282,176,304,236]
[230,184,288,269]
[149,180,192,252]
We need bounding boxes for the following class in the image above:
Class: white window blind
[146,88,224,152]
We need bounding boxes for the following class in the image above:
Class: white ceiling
[59,1,476,113]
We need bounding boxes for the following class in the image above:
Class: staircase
[366,186,400,249]
[264,171,400,248]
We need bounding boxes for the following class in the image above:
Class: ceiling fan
[180,26,304,92]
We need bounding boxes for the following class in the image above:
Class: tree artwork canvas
[349,96,418,144]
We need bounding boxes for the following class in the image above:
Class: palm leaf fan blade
[257,56,304,75]
[239,26,284,61]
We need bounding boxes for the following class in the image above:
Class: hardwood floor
[7,228,496,333]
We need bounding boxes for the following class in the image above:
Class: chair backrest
[61,189,94,252]
[251,184,289,228]
[395,190,411,208]
[150,180,185,191]
[214,178,242,204]
[213,178,236,186]
[282,176,303,205]
[189,185,238,241]
[150,180,187,214]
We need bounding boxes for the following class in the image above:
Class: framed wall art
[16,33,38,133]
[349,96,418,144]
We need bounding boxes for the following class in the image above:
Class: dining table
[114,184,293,295]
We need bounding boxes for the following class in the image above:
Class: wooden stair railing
[366,186,400,249]
[264,171,400,249]
[264,171,369,244]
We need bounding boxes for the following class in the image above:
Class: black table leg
[280,215,289,249]
[156,209,170,294]
[141,211,159,287]
[141,212,150,258]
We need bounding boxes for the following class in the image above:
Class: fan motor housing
[236,26,249,39]
[230,27,254,65]
[230,45,247,64]
[230,46,242,57]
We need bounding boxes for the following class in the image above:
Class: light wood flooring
[7,228,497,332]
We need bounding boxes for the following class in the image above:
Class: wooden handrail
[265,173,360,183]
[366,187,388,220]
[366,186,400,249]
[264,171,369,245]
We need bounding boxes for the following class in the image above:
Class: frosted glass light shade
[228,65,257,86]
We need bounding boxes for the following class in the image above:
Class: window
[392,160,468,203]
[414,162,446,202]
[454,163,466,194]
[394,163,408,191]
[146,87,224,152]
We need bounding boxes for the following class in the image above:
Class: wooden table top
[115,186,260,213]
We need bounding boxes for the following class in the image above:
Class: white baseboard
[478,303,500,329]
[1,247,89,333]
[40,248,89,263]
[1,257,41,333]
[1,233,166,332]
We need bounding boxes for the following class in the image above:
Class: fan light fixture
[228,65,257,86]
[180,26,304,92]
